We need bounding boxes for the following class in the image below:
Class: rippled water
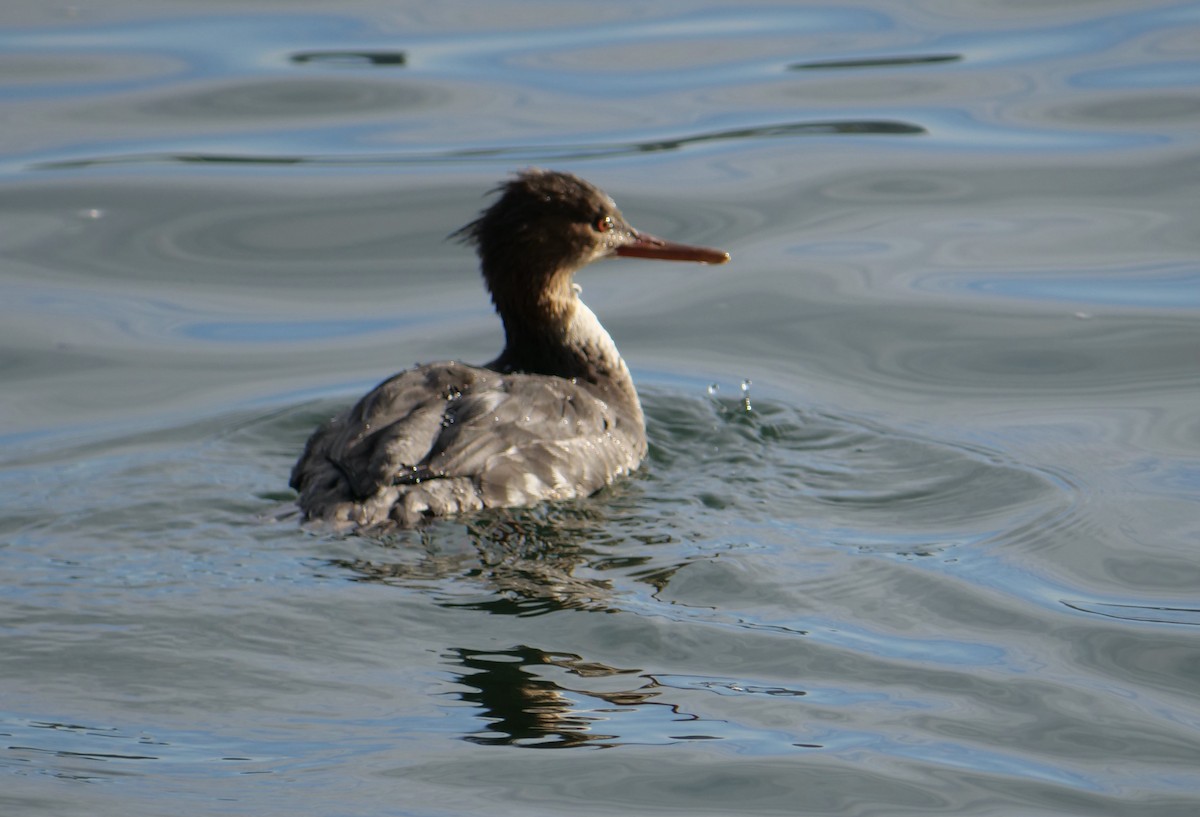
[4,2,1200,815]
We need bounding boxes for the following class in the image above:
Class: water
[3,1,1200,814]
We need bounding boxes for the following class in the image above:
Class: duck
[291,169,729,529]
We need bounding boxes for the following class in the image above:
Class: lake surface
[3,1,1200,815]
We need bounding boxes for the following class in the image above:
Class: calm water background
[3,1,1200,815]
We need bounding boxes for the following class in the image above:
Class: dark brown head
[453,169,729,303]
[454,169,729,377]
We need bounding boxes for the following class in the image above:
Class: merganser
[291,169,729,529]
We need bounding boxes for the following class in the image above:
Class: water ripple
[26,117,924,172]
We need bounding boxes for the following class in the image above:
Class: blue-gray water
[3,2,1200,815]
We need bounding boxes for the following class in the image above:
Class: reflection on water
[30,117,925,170]
[1062,600,1200,626]
[290,50,408,67]
[448,646,650,748]
[789,53,962,70]
[332,506,624,615]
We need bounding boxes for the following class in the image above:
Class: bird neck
[485,269,638,407]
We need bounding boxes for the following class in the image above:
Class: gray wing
[291,362,644,528]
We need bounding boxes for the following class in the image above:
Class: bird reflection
[328,498,658,614]
[326,506,711,747]
[446,646,662,748]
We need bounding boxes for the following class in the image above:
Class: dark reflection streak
[29,119,924,171]
[447,646,664,749]
[31,721,114,732]
[290,51,407,67]
[1063,600,1200,626]
[789,54,961,71]
[453,646,604,748]
[10,746,159,761]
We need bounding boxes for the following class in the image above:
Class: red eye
[596,215,614,233]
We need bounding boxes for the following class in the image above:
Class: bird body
[291,170,728,529]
